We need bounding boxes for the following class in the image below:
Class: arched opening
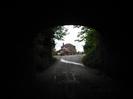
[31,25,120,99]
[32,25,104,71]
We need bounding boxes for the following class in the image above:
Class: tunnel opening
[13,22,122,99]
[31,25,121,99]
[32,25,105,73]
[4,2,125,98]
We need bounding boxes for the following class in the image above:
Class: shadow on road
[31,55,120,99]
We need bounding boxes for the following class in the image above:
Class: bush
[82,49,102,67]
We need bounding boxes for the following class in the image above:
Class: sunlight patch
[60,58,84,67]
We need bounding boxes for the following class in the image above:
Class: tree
[75,26,97,54]
[51,26,68,52]
[52,26,68,40]
[75,26,102,67]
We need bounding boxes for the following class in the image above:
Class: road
[33,55,119,99]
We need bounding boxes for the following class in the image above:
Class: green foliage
[52,26,68,40]
[75,26,97,54]
[84,29,97,54]
[75,26,101,68]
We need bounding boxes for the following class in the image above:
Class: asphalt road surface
[33,55,120,99]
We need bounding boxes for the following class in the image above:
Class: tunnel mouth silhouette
[32,25,106,73]
[15,23,121,99]
[31,25,119,99]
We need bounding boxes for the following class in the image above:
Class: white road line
[60,58,85,67]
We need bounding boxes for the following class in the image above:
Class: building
[57,43,77,55]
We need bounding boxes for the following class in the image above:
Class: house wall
[60,44,77,55]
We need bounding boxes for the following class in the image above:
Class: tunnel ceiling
[17,1,119,34]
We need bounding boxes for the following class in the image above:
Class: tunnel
[4,2,129,99]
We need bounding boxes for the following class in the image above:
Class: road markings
[60,58,84,67]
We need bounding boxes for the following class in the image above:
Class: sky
[54,25,85,52]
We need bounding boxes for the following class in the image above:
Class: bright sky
[54,25,85,52]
